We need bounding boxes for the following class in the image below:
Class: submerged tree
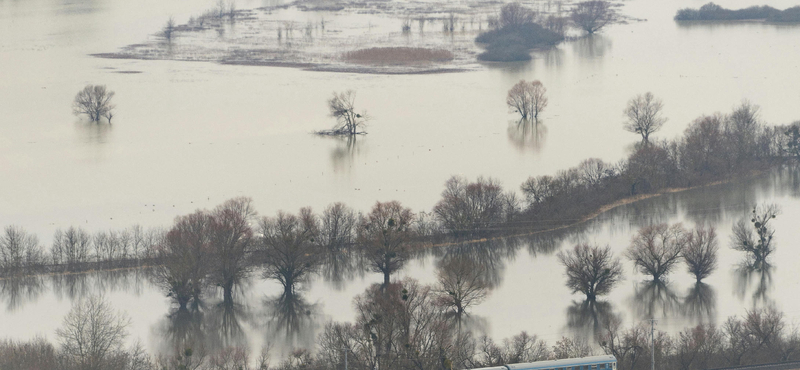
[358,201,415,287]
[151,211,213,310]
[558,244,624,301]
[623,92,667,144]
[325,90,368,136]
[434,255,490,320]
[731,204,780,263]
[683,226,718,282]
[163,16,177,41]
[625,223,687,281]
[571,0,616,34]
[208,197,257,305]
[507,80,548,120]
[259,208,321,297]
[72,85,116,122]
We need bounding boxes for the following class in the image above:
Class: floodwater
[1,0,800,360]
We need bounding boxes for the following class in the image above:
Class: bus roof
[505,355,617,370]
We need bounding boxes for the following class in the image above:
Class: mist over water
[2,0,800,360]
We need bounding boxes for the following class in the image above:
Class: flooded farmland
[1,0,800,365]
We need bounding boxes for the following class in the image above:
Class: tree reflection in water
[262,290,320,353]
[160,303,208,355]
[329,135,364,173]
[734,260,774,306]
[0,275,44,311]
[206,300,250,350]
[51,273,90,301]
[318,243,365,291]
[507,119,547,153]
[630,280,681,319]
[566,299,615,339]
[682,282,716,323]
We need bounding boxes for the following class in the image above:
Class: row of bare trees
[0,224,163,277]
[598,305,800,370]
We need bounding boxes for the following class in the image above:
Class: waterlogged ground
[2,0,800,362]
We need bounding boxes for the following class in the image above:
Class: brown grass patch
[342,47,454,65]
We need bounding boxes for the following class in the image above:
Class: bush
[476,23,562,62]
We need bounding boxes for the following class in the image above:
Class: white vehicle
[472,355,617,370]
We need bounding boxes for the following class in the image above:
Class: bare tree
[500,2,535,27]
[553,336,593,359]
[558,244,623,301]
[623,92,667,144]
[51,226,92,268]
[507,80,548,120]
[683,226,718,282]
[625,223,687,281]
[358,201,415,287]
[571,0,616,34]
[56,295,130,370]
[73,85,116,123]
[434,255,490,320]
[433,176,507,236]
[208,197,257,304]
[325,90,368,136]
[151,211,213,309]
[163,16,176,41]
[259,208,320,297]
[731,204,780,263]
[578,158,613,188]
[0,226,44,275]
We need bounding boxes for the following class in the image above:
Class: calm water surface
[1,0,800,359]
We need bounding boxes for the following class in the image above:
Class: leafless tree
[73,85,116,122]
[625,223,687,281]
[56,295,131,370]
[500,2,535,27]
[726,100,761,161]
[51,226,92,268]
[151,211,213,309]
[208,197,257,304]
[434,255,490,320]
[475,331,550,366]
[259,208,320,297]
[433,176,507,235]
[731,204,780,263]
[571,0,616,34]
[552,336,593,359]
[507,80,548,120]
[318,202,356,249]
[163,16,176,41]
[683,226,718,282]
[325,90,368,136]
[358,201,415,287]
[578,158,613,188]
[623,92,666,144]
[675,324,724,370]
[558,244,624,300]
[0,226,44,275]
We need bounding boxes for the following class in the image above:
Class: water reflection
[158,305,208,354]
[682,282,716,324]
[566,299,615,339]
[328,135,364,173]
[431,238,520,289]
[734,260,774,306]
[51,273,91,301]
[206,301,250,349]
[262,291,320,352]
[572,34,611,61]
[74,121,113,145]
[630,280,681,319]
[319,245,365,291]
[507,119,547,153]
[0,276,44,311]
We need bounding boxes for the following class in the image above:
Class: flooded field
[1,0,800,362]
